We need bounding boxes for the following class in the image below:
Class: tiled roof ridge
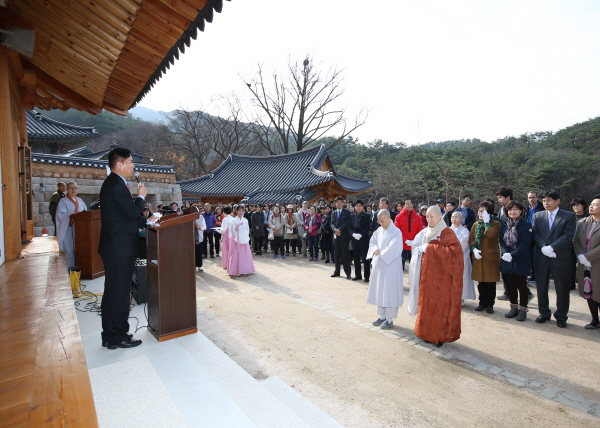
[230,144,324,162]
[28,110,97,132]
[32,152,174,173]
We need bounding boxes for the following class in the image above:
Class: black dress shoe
[352,277,363,281]
[474,304,485,311]
[486,305,494,314]
[434,342,444,348]
[535,315,550,323]
[210,255,215,259]
[364,278,369,283]
[346,275,352,280]
[102,333,132,347]
[330,272,340,277]
[107,337,142,350]
[557,320,567,328]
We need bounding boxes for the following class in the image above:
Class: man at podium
[98,148,158,350]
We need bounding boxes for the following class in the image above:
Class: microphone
[134,171,141,183]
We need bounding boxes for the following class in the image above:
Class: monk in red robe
[407,206,464,347]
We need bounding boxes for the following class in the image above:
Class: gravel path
[194,254,600,427]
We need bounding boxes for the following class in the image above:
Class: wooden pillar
[0,47,23,260]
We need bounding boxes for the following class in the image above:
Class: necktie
[548,212,554,231]
[338,210,341,221]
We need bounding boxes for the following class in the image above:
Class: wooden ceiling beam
[144,0,190,30]
[21,61,103,114]
[9,5,121,67]
[56,1,128,47]
[128,27,171,57]
[91,0,136,24]
[156,0,206,21]
[137,7,184,41]
[130,21,177,49]
[102,102,129,116]
[75,0,132,35]
[6,50,24,82]
[122,42,163,69]
[115,52,155,77]
[126,33,169,59]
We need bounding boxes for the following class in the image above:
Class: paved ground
[194,253,600,428]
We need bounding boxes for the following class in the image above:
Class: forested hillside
[35,108,599,207]
[329,117,600,207]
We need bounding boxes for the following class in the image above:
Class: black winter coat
[499,219,533,276]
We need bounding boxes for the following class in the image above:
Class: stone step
[260,377,344,428]
[178,334,311,427]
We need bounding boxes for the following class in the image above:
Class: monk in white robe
[408,206,463,347]
[56,181,87,268]
[366,209,404,329]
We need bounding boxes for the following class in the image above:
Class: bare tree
[242,55,367,154]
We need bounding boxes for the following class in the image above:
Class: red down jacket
[394,208,425,250]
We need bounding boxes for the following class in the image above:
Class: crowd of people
[172,187,600,344]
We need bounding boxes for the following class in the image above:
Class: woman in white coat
[450,211,476,303]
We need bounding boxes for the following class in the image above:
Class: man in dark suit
[370,198,397,236]
[351,200,371,282]
[532,189,577,328]
[99,148,157,349]
[331,196,352,279]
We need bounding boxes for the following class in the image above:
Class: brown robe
[415,228,464,344]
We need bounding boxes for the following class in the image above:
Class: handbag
[292,227,298,235]
[268,230,274,241]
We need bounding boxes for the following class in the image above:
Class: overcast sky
[138,0,600,146]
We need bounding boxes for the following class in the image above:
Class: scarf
[286,212,295,226]
[473,220,489,250]
[423,218,447,244]
[503,217,520,248]
[66,194,79,226]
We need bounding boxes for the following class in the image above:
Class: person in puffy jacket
[394,199,424,270]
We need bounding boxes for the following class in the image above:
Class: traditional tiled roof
[62,146,145,164]
[26,110,99,144]
[32,153,174,174]
[178,144,372,202]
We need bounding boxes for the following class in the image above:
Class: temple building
[26,109,179,236]
[178,144,372,204]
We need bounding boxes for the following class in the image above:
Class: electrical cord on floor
[73,282,103,313]
[128,293,151,333]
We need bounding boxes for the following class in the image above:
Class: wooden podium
[71,210,104,279]
[146,212,200,342]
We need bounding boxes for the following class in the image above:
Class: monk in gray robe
[56,181,87,268]
[366,209,404,329]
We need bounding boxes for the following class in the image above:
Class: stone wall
[32,162,181,237]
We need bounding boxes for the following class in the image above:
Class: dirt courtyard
[194,254,599,428]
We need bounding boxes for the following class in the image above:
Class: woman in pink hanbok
[219,206,234,269]
[227,205,256,277]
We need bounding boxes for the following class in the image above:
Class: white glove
[418,244,428,254]
[578,254,592,268]
[473,248,482,260]
[352,233,362,240]
[482,210,490,223]
[541,245,554,257]
[405,240,414,247]
[501,252,512,262]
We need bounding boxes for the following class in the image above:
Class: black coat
[499,219,533,276]
[351,212,371,241]
[370,209,397,234]
[98,172,146,258]
[251,211,266,237]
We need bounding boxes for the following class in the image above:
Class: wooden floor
[0,238,98,427]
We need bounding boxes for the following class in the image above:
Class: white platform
[77,277,344,428]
